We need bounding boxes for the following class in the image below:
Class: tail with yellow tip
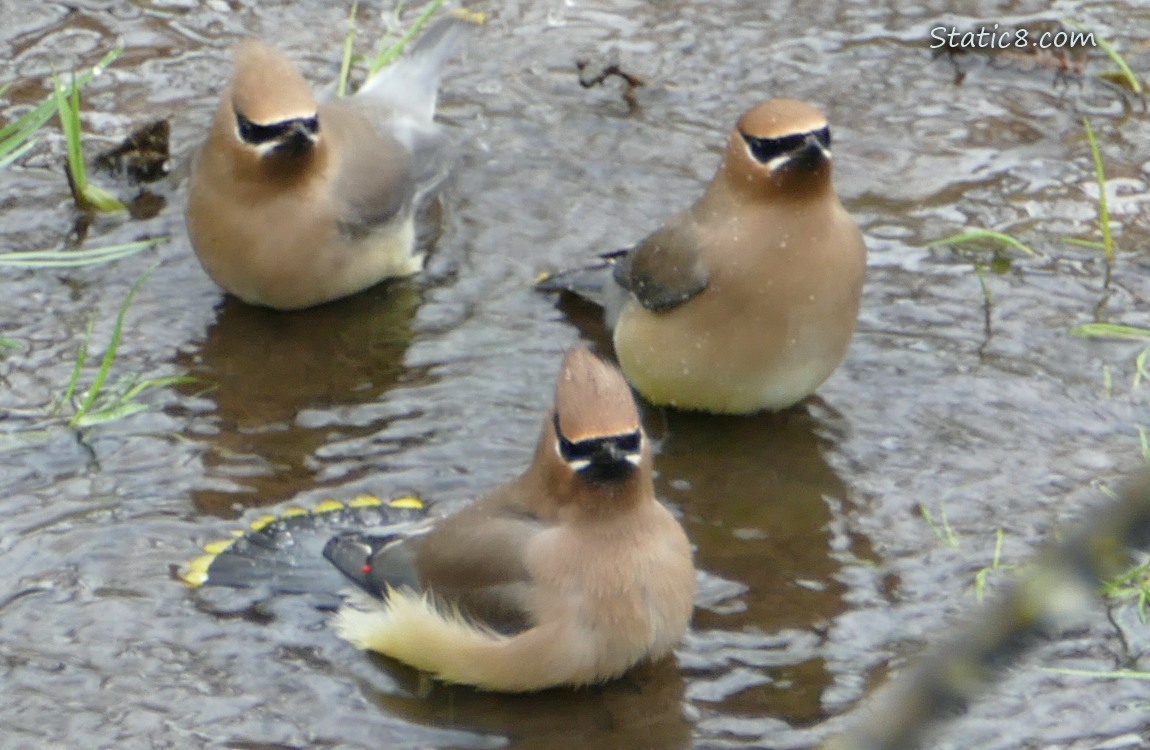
[179,495,427,610]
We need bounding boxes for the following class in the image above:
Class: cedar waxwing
[540,98,867,415]
[322,346,697,692]
[186,17,473,310]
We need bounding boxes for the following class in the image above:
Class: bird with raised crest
[323,346,696,692]
[186,16,474,310]
[539,98,867,415]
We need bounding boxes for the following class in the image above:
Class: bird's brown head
[531,347,650,515]
[720,98,833,199]
[226,40,320,162]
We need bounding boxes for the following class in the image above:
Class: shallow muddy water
[2,1,1150,748]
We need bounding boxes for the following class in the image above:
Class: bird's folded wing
[613,218,710,313]
[326,105,420,236]
[384,506,547,635]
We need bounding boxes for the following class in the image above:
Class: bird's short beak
[791,133,830,170]
[578,440,639,483]
[275,121,318,158]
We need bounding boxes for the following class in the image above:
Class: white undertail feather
[353,213,421,281]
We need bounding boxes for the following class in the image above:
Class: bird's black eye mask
[553,411,642,481]
[235,111,319,147]
[741,125,830,164]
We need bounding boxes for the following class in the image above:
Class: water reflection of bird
[652,402,853,724]
[370,657,691,750]
[186,17,474,310]
[176,282,420,516]
[654,404,850,630]
[539,99,867,415]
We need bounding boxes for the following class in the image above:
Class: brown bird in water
[186,17,473,310]
[324,346,696,692]
[540,98,867,414]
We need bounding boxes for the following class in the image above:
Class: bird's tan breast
[614,200,865,413]
[185,118,419,310]
[525,502,695,674]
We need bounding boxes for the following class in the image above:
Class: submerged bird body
[325,348,696,692]
[187,19,471,310]
[547,99,866,414]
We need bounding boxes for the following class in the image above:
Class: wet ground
[2,1,1150,748]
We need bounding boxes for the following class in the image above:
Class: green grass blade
[1070,323,1150,341]
[1065,20,1142,94]
[919,502,960,548]
[0,100,54,150]
[368,0,446,77]
[0,46,122,150]
[0,238,164,267]
[53,66,127,213]
[0,430,58,452]
[119,375,198,404]
[59,319,94,415]
[1083,117,1114,262]
[69,266,154,427]
[53,74,87,192]
[0,337,21,350]
[1062,237,1107,250]
[0,95,60,155]
[73,402,149,428]
[0,135,38,168]
[1135,348,1149,389]
[925,229,1038,257]
[1043,667,1150,681]
[81,183,128,213]
[1100,559,1150,593]
[71,372,195,428]
[973,567,990,602]
[338,0,360,98]
[974,264,993,306]
[68,77,86,189]
[973,528,1007,601]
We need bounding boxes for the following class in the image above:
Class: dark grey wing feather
[615,218,710,312]
[332,147,416,239]
[326,505,545,636]
[323,531,421,595]
[323,102,417,239]
[535,257,615,307]
[413,511,545,635]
